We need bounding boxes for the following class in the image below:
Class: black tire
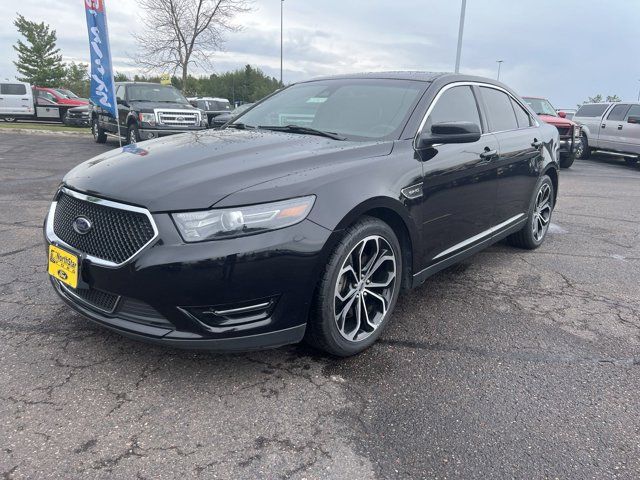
[559,154,575,169]
[91,117,107,143]
[305,216,403,356]
[3,117,17,123]
[507,175,554,250]
[577,134,590,159]
[126,123,140,144]
[624,157,638,167]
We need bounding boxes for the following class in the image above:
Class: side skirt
[411,218,527,288]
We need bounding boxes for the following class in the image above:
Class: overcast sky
[0,0,638,107]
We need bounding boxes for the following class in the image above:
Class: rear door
[0,83,32,116]
[599,104,630,151]
[478,86,541,227]
[419,84,500,263]
[619,105,640,155]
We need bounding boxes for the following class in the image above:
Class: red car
[523,96,583,168]
[33,87,88,107]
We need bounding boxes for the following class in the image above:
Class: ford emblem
[176,116,184,122]
[72,216,93,235]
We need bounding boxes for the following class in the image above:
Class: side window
[607,104,630,121]
[1,83,27,95]
[427,86,481,130]
[511,98,532,128]
[626,105,640,120]
[480,87,518,132]
[115,85,125,102]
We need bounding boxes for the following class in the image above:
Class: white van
[0,82,34,121]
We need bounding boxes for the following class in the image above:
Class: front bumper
[64,116,90,127]
[45,203,334,351]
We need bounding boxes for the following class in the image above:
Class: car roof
[190,97,229,101]
[115,82,172,86]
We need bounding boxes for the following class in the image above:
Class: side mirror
[558,111,567,118]
[628,116,640,124]
[116,97,127,107]
[417,121,482,149]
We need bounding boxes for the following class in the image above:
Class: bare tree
[132,0,252,92]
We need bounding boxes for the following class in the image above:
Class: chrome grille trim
[155,109,201,126]
[45,187,159,268]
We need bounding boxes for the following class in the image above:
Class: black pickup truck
[91,82,207,144]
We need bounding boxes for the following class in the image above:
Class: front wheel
[3,117,17,123]
[305,217,402,356]
[559,154,575,169]
[577,134,590,159]
[92,117,107,143]
[507,175,554,250]
[126,124,140,144]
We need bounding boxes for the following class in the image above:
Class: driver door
[417,85,499,263]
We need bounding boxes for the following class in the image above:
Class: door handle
[531,140,543,149]
[601,123,606,128]
[480,148,498,160]
[618,124,623,130]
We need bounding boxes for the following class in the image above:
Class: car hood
[129,101,197,111]
[537,114,576,127]
[63,129,394,212]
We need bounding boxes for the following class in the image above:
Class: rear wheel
[3,117,17,123]
[624,157,638,167]
[91,117,107,143]
[305,217,402,356]
[507,175,554,250]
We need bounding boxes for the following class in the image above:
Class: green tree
[61,62,90,98]
[606,95,621,102]
[12,14,66,86]
[580,94,621,106]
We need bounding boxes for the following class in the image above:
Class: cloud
[0,0,638,106]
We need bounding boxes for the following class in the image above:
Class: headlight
[139,112,156,125]
[573,125,581,138]
[172,196,316,242]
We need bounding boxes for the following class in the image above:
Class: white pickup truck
[573,102,640,166]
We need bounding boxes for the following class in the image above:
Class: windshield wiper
[226,123,257,130]
[259,125,346,140]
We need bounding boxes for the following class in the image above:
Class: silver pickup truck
[574,102,640,166]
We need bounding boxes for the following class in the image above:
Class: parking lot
[1,131,639,479]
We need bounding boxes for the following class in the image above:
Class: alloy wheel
[532,183,552,242]
[333,235,397,342]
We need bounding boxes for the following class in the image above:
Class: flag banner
[84,0,117,118]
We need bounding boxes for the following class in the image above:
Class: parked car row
[0,81,90,125]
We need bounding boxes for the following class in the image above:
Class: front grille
[556,126,571,138]
[53,191,155,264]
[61,284,120,313]
[117,297,172,327]
[157,110,200,126]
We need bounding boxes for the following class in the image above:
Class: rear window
[575,104,609,118]
[480,87,519,132]
[1,83,27,95]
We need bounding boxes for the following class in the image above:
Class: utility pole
[280,0,284,86]
[454,0,467,73]
[637,79,640,102]
[496,60,504,81]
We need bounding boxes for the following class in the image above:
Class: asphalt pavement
[1,131,639,479]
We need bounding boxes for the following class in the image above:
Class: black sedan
[44,72,559,356]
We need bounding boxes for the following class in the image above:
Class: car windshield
[127,85,189,104]
[55,89,78,99]
[523,97,557,117]
[232,79,426,141]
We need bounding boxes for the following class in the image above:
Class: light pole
[454,0,467,73]
[637,79,640,102]
[280,0,284,86]
[496,60,504,80]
